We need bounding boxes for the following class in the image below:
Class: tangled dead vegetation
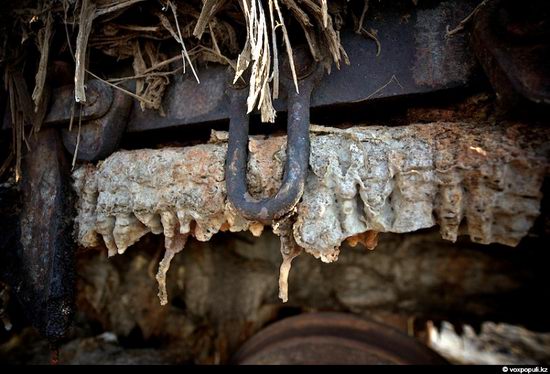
[1,0,377,180]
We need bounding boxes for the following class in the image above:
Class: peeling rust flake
[73,122,549,303]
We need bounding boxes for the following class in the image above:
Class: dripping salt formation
[73,122,549,304]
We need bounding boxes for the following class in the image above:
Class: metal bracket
[45,80,114,125]
[61,84,132,161]
[225,49,324,222]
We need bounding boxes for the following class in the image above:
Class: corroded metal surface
[226,55,323,222]
[62,87,132,162]
[45,80,114,125]
[126,0,476,132]
[5,129,75,341]
[2,80,113,130]
[232,312,447,364]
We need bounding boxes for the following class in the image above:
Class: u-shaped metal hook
[225,56,324,222]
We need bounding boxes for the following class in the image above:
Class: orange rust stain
[346,230,379,250]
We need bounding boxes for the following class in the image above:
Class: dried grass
[69,0,348,120]
[1,0,379,178]
[4,0,352,121]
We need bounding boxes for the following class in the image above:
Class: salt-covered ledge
[73,122,549,303]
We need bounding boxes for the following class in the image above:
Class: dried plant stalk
[74,0,96,103]
[32,11,53,113]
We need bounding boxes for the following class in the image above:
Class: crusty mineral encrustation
[73,122,549,304]
[428,321,550,365]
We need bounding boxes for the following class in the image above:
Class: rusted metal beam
[5,129,75,341]
[3,0,476,134]
[1,1,479,165]
[127,0,477,132]
[2,80,114,128]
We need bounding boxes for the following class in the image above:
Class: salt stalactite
[273,215,302,302]
[72,122,549,304]
[156,232,188,306]
[278,244,302,303]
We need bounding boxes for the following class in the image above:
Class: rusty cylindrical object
[231,313,447,365]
